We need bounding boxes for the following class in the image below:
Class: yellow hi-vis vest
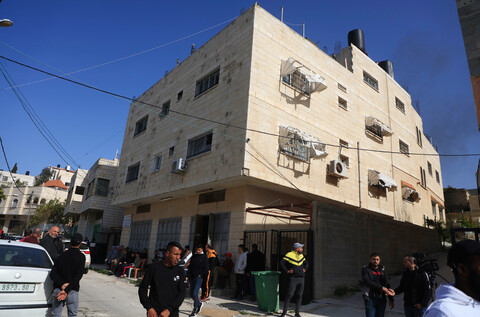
[283,250,306,267]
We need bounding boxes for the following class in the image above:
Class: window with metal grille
[338,97,347,110]
[427,162,433,176]
[436,170,440,183]
[282,71,310,95]
[128,220,152,252]
[395,97,405,113]
[187,132,213,159]
[399,140,409,155]
[366,123,382,138]
[416,127,423,147]
[134,116,148,136]
[338,83,347,92]
[152,155,162,172]
[126,163,140,183]
[195,69,220,97]
[363,71,378,91]
[420,167,427,188]
[280,131,310,162]
[199,190,225,204]
[439,207,444,221]
[95,178,109,196]
[136,204,150,214]
[160,101,170,119]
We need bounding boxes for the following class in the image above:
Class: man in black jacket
[394,255,430,317]
[139,241,186,317]
[246,243,266,301]
[187,245,209,317]
[50,233,86,317]
[279,242,309,317]
[362,253,395,317]
[40,225,63,261]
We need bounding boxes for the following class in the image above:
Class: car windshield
[0,245,52,269]
[63,242,88,250]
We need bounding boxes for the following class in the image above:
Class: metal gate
[244,230,268,254]
[128,220,152,252]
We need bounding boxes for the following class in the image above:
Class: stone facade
[112,4,444,261]
[0,171,35,187]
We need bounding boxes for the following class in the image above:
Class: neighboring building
[112,4,444,263]
[444,187,480,226]
[0,185,68,235]
[0,170,35,187]
[49,165,75,188]
[64,168,88,217]
[74,158,124,260]
[457,0,480,131]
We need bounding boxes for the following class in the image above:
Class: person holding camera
[424,240,480,316]
[393,255,430,317]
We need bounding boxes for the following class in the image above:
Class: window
[338,97,347,110]
[95,178,109,196]
[159,101,170,119]
[177,91,183,101]
[0,245,52,269]
[339,140,349,167]
[86,179,95,198]
[439,207,444,221]
[363,71,378,91]
[366,123,382,138]
[420,167,427,188]
[134,116,148,136]
[199,189,226,204]
[427,162,433,176]
[282,71,310,95]
[126,163,140,183]
[187,132,213,159]
[33,197,39,204]
[280,131,310,161]
[2,176,7,182]
[431,201,436,217]
[75,186,85,195]
[195,69,220,97]
[136,204,151,214]
[395,97,405,113]
[168,146,175,157]
[11,199,18,208]
[65,182,71,187]
[152,155,162,172]
[436,170,440,183]
[416,127,423,147]
[338,83,347,92]
[399,140,409,155]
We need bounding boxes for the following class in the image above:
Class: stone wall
[312,201,441,298]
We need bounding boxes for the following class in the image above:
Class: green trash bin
[252,271,281,313]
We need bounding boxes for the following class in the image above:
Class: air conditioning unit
[170,158,186,173]
[328,160,347,178]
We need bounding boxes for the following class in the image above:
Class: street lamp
[0,19,12,27]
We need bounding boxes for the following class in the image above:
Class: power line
[0,16,237,90]
[1,55,479,158]
[0,136,25,195]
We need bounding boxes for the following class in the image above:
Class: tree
[15,179,27,187]
[28,199,71,228]
[10,162,17,174]
[34,167,53,186]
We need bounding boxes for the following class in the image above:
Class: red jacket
[22,235,39,244]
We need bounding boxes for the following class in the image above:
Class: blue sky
[0,0,478,189]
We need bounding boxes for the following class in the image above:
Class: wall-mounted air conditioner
[170,158,186,173]
[328,160,347,178]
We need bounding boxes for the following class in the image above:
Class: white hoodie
[234,251,248,274]
[424,283,480,317]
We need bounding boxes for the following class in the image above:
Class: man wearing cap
[50,233,86,317]
[280,242,309,317]
[424,239,480,316]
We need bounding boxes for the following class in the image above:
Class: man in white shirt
[424,239,480,316]
[232,244,248,300]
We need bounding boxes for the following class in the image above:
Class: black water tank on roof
[348,29,366,52]
[378,60,394,78]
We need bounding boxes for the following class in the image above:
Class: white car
[0,239,54,316]
[63,239,91,273]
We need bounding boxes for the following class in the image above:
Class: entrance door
[208,213,230,261]
[192,215,209,248]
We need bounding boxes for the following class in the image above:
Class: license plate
[0,283,35,293]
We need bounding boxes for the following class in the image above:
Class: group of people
[362,239,480,317]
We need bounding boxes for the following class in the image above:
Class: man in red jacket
[22,228,41,244]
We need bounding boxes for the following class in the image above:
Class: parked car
[63,239,90,273]
[0,239,54,316]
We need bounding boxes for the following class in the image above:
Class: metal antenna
[281,6,284,22]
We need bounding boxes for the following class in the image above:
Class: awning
[401,181,420,201]
[431,195,445,208]
[365,116,393,136]
[368,169,398,189]
[281,57,327,93]
[279,125,328,158]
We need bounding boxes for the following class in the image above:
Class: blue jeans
[404,305,425,317]
[51,288,79,317]
[364,297,386,317]
[190,277,203,310]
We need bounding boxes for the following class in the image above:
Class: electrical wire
[1,55,478,158]
[0,136,25,195]
[0,16,237,90]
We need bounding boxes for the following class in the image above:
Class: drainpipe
[358,141,362,209]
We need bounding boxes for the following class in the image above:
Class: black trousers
[283,277,304,315]
[201,269,214,298]
[234,273,245,299]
